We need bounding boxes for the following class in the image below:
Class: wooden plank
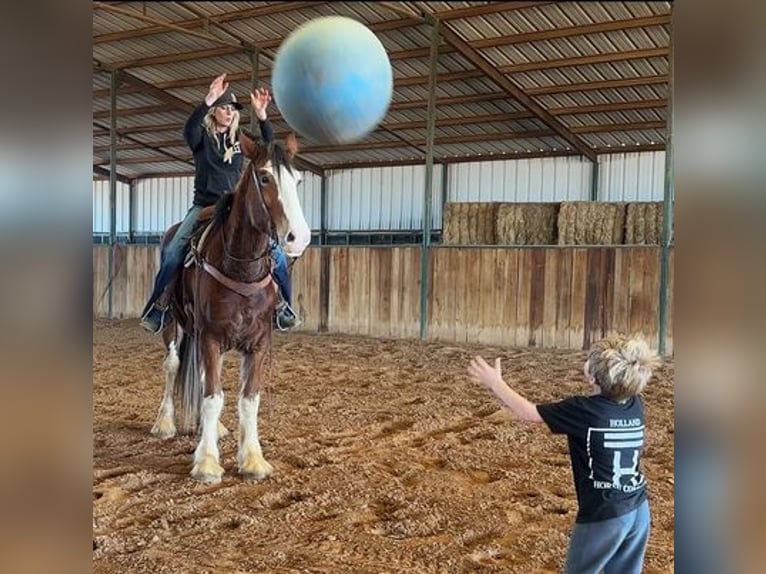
[426,248,438,340]
[346,249,365,335]
[487,248,509,346]
[389,248,403,338]
[451,249,468,343]
[499,250,519,348]
[93,247,107,317]
[627,248,646,339]
[477,248,499,345]
[514,250,532,347]
[402,248,421,339]
[601,248,616,343]
[292,247,320,332]
[368,248,392,338]
[611,248,630,339]
[542,249,559,348]
[569,249,588,350]
[554,249,572,349]
[583,248,602,349]
[528,249,547,347]
[443,248,458,342]
[642,248,661,349]
[319,247,331,331]
[328,248,349,333]
[465,248,483,344]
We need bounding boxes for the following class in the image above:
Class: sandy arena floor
[93,319,674,573]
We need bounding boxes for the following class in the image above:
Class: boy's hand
[468,356,504,390]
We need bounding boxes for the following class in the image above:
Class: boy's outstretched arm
[468,356,543,423]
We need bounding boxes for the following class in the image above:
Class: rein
[199,164,277,298]
[219,166,273,264]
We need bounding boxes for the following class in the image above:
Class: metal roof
[93,1,671,180]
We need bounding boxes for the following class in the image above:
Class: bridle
[219,164,276,265]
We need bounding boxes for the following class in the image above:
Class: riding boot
[140,289,171,334]
[140,273,179,334]
[275,299,300,331]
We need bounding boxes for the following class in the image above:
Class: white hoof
[191,456,224,484]
[238,451,274,481]
[151,417,176,439]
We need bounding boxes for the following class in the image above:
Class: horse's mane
[267,141,295,182]
[210,191,235,231]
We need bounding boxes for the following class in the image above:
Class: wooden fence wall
[93,245,673,353]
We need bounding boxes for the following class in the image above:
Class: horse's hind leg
[151,325,181,439]
[237,341,274,481]
[191,336,225,484]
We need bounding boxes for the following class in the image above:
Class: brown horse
[150,133,310,484]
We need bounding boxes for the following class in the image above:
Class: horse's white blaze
[152,340,179,438]
[191,392,224,480]
[266,161,310,257]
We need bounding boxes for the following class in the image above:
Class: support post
[420,18,439,340]
[128,179,136,244]
[590,159,599,201]
[319,173,330,332]
[440,162,449,242]
[658,7,674,355]
[108,69,119,318]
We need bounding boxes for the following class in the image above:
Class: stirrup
[140,303,168,334]
[275,302,300,331]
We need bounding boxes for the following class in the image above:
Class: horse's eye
[260,174,270,184]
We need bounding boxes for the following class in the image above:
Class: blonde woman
[468,336,661,574]
[141,73,297,333]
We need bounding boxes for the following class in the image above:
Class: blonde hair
[203,107,240,151]
[585,336,661,402]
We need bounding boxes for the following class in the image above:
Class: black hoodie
[183,102,275,207]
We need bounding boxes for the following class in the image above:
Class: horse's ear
[239,131,257,158]
[285,132,299,159]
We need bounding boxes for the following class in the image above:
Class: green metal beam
[108,70,119,318]
[658,6,674,356]
[420,19,439,341]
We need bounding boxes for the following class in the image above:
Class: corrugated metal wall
[92,152,666,234]
[325,164,443,230]
[599,151,666,202]
[299,171,322,231]
[92,180,130,234]
[134,176,194,234]
[448,156,592,203]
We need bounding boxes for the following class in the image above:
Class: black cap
[211,90,243,110]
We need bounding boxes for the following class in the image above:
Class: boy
[467,335,660,574]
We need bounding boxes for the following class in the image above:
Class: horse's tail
[174,331,203,434]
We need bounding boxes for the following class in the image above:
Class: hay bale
[440,202,498,245]
[496,203,559,245]
[625,202,664,245]
[557,202,627,245]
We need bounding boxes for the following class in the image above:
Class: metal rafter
[432,21,597,160]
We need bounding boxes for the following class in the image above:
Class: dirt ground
[93,319,674,573]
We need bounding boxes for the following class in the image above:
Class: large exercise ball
[272,16,393,145]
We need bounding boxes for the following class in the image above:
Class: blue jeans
[141,206,202,316]
[565,500,650,574]
[270,240,292,306]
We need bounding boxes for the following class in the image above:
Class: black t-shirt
[537,394,648,523]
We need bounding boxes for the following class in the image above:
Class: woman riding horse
[140,73,300,333]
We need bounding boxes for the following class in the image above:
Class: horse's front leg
[191,336,225,484]
[151,329,181,439]
[237,335,274,481]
